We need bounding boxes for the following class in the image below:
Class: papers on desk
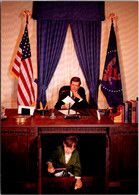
[18,105,35,116]
[60,96,79,116]
[54,171,64,177]
[62,96,75,105]
[59,109,79,115]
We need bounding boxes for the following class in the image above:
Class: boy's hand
[74,178,82,190]
[48,162,55,173]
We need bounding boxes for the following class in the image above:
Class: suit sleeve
[73,150,82,177]
[72,87,90,109]
[48,147,59,164]
[55,91,69,109]
[55,97,64,109]
[55,93,66,109]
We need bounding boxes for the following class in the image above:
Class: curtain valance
[32,1,105,21]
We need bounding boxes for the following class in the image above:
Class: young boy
[47,135,82,190]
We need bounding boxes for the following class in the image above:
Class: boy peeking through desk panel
[47,135,82,190]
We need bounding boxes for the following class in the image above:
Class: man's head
[63,135,78,155]
[70,77,81,93]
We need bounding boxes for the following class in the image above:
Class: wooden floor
[41,176,105,194]
[1,177,138,194]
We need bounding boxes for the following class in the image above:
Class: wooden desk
[1,109,138,194]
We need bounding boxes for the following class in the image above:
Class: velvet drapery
[34,20,69,108]
[32,2,105,108]
[70,21,101,108]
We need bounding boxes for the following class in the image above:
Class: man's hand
[73,91,82,100]
[61,103,72,109]
[48,162,55,173]
[74,178,82,190]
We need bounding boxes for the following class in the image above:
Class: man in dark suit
[55,77,89,109]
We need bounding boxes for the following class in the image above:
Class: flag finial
[109,13,115,24]
[23,10,31,24]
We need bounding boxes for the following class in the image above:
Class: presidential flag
[12,24,35,106]
[101,22,123,108]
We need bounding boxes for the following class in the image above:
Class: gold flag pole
[23,10,36,108]
[100,13,116,117]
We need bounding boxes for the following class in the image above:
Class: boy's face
[63,142,75,155]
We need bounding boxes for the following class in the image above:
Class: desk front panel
[1,109,138,194]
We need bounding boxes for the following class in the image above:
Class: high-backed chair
[59,85,85,96]
[59,86,70,96]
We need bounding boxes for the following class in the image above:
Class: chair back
[59,86,70,96]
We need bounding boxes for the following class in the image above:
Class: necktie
[71,93,74,100]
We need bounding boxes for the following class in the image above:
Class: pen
[54,168,66,171]
[68,103,70,115]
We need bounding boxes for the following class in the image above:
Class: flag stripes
[18,83,29,106]
[12,24,35,106]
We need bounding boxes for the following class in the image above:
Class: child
[47,135,82,190]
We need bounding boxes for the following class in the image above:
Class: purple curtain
[70,21,101,108]
[34,20,68,108]
[33,2,104,108]
[32,2,105,21]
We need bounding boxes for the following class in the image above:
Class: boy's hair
[70,77,81,85]
[64,135,78,148]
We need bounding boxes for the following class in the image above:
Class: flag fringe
[100,89,111,109]
[44,103,48,110]
[30,101,36,107]
[40,102,43,110]
[11,71,19,81]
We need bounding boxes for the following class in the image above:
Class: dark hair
[64,135,78,148]
[70,77,81,85]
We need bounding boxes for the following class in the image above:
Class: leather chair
[59,86,70,96]
[59,85,85,96]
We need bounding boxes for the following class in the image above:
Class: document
[54,171,64,177]
[59,109,79,115]
[18,105,35,116]
[62,96,75,105]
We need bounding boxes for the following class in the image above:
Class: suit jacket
[48,146,81,177]
[55,86,90,109]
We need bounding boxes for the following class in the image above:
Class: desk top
[1,109,138,128]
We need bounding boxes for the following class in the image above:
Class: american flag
[12,24,35,106]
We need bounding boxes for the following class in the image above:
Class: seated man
[55,77,90,109]
[47,135,82,190]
